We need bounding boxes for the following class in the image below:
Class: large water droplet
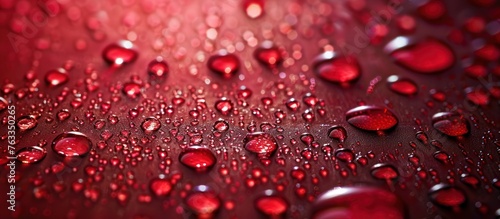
[179,146,216,172]
[312,186,405,219]
[313,51,361,84]
[141,117,161,134]
[17,115,38,132]
[45,68,69,87]
[185,185,220,218]
[102,40,138,66]
[52,132,92,157]
[16,146,47,164]
[244,132,278,157]
[255,190,288,217]
[385,37,454,74]
[207,51,240,78]
[432,112,470,137]
[387,75,418,96]
[346,106,398,131]
[428,184,466,209]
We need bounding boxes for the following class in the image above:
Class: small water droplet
[371,163,399,181]
[328,125,347,142]
[215,98,234,115]
[244,132,278,157]
[17,115,38,132]
[254,41,282,68]
[16,146,47,164]
[148,56,169,80]
[387,75,418,96]
[0,97,8,112]
[122,82,142,99]
[346,106,398,131]
[45,68,69,87]
[52,132,92,157]
[207,51,240,78]
[179,146,216,172]
[213,120,229,132]
[149,176,172,197]
[141,117,161,134]
[102,40,138,66]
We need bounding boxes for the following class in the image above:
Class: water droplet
[417,0,446,21]
[141,117,161,134]
[16,146,47,164]
[237,86,253,99]
[102,40,138,66]
[346,106,398,131]
[147,56,169,80]
[385,37,454,74]
[215,98,234,115]
[432,112,470,137]
[207,51,240,78]
[428,184,466,209]
[255,190,288,217]
[328,125,347,142]
[387,75,418,96]
[149,176,172,197]
[254,41,282,68]
[57,109,71,121]
[244,132,278,157]
[17,115,38,132]
[244,0,264,19]
[371,163,399,181]
[179,146,216,172]
[285,98,300,111]
[465,87,489,106]
[122,82,142,99]
[312,186,405,219]
[0,97,8,112]
[213,120,229,132]
[313,51,361,84]
[52,132,92,157]
[335,148,354,162]
[185,185,220,218]
[45,68,69,87]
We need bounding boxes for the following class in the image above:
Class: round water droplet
[45,68,69,87]
[387,75,418,96]
[328,125,347,142]
[255,190,288,217]
[17,115,38,132]
[312,186,405,219]
[185,185,220,218]
[213,120,229,132]
[16,146,47,164]
[335,148,354,162]
[432,112,470,137]
[141,117,161,134]
[237,86,252,99]
[207,51,240,78]
[346,106,398,131]
[428,184,466,209]
[254,41,282,68]
[385,37,454,74]
[148,56,169,80]
[371,163,399,180]
[214,98,234,115]
[122,82,142,99]
[313,51,361,84]
[102,40,138,66]
[52,132,92,157]
[179,146,216,172]
[244,132,278,157]
[149,177,172,197]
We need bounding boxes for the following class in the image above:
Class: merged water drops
[254,190,288,217]
[428,184,467,210]
[432,112,470,137]
[312,186,405,219]
[17,115,38,132]
[387,75,418,96]
[207,51,240,78]
[179,146,216,172]
[346,106,398,131]
[45,68,69,87]
[16,146,47,164]
[244,132,278,157]
[313,51,361,85]
[385,37,454,74]
[254,41,282,68]
[52,132,92,157]
[185,185,220,218]
[102,40,138,66]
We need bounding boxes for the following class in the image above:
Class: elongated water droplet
[387,75,418,96]
[185,185,220,218]
[428,184,466,209]
[255,190,288,217]
[52,132,92,157]
[102,40,138,66]
[371,163,399,181]
[385,37,454,74]
[179,146,216,172]
[17,115,38,132]
[45,68,69,87]
[17,146,47,164]
[346,106,398,131]
[313,51,361,85]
